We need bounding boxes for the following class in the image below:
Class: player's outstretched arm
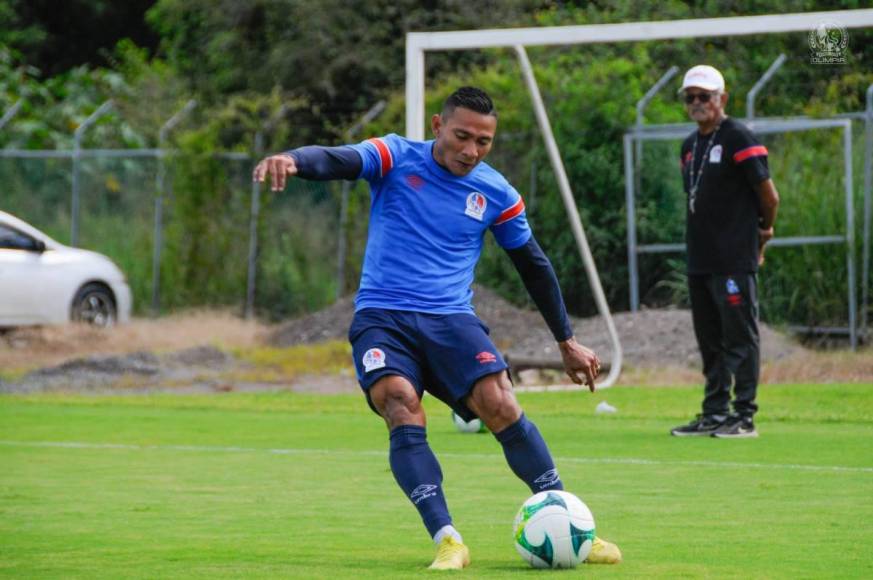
[252,146,363,191]
[252,154,297,192]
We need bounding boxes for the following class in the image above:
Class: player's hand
[558,337,601,392]
[252,153,298,191]
[758,226,774,266]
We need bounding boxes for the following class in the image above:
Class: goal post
[406,10,873,139]
[404,9,873,389]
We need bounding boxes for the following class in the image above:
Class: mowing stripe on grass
[2,439,871,474]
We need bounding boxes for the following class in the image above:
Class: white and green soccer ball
[513,490,595,569]
[450,411,487,433]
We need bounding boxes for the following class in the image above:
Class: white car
[0,210,132,328]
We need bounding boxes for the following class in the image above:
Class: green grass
[1,384,872,578]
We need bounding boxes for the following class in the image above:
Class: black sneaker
[670,414,726,437]
[712,416,758,438]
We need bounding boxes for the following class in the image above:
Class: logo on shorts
[726,278,742,306]
[465,192,487,221]
[475,351,497,364]
[534,468,561,490]
[362,348,386,372]
[410,484,438,504]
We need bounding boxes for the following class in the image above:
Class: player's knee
[370,376,425,428]
[469,372,522,431]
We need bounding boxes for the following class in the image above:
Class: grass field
[1,384,872,578]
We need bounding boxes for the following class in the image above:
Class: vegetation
[1,2,871,328]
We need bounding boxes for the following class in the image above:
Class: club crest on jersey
[709,144,723,163]
[465,191,487,221]
[362,348,386,372]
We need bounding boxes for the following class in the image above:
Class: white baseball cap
[679,65,725,93]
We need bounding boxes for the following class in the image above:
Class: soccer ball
[451,411,487,433]
[513,490,595,569]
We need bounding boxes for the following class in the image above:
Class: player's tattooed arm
[252,146,362,190]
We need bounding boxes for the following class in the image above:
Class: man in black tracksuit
[670,65,780,439]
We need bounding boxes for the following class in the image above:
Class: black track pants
[688,273,760,418]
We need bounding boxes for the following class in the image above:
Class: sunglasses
[684,92,717,104]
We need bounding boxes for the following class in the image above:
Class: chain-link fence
[1,149,340,319]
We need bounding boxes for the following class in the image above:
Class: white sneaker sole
[712,430,758,438]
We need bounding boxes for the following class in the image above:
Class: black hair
[442,86,497,118]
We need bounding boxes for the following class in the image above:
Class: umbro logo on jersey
[406,174,424,190]
[475,351,497,364]
[465,191,487,221]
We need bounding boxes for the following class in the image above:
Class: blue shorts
[348,308,508,422]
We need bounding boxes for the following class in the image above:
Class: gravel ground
[2,346,246,395]
[269,285,802,367]
[2,286,804,394]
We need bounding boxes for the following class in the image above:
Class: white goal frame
[405,9,873,389]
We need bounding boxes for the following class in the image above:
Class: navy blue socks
[389,425,452,537]
[495,413,563,492]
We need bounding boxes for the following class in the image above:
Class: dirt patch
[268,285,802,368]
[0,310,265,372]
[2,290,868,395]
[5,347,232,394]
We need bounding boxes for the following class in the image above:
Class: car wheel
[71,283,117,328]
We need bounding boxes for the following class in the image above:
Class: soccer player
[253,87,621,569]
[671,66,780,439]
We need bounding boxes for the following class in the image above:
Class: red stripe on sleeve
[368,138,393,176]
[681,151,692,169]
[733,145,768,163]
[494,198,525,226]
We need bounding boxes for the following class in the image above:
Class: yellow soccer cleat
[428,536,471,570]
[586,536,622,564]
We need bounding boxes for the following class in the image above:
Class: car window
[0,224,41,251]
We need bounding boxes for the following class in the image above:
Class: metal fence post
[0,99,23,132]
[624,132,639,311]
[71,100,112,247]
[245,105,288,319]
[246,130,265,320]
[153,99,196,316]
[862,84,873,340]
[336,100,386,300]
[634,66,678,205]
[631,67,679,311]
[746,54,786,120]
[844,121,857,349]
